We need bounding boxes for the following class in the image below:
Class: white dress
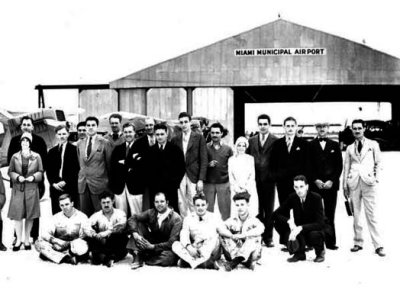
[228,154,259,217]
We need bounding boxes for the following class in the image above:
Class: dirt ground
[1,152,399,305]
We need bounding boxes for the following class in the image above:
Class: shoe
[177,259,190,268]
[326,245,339,250]
[0,242,7,251]
[281,247,289,252]
[213,260,223,271]
[314,250,325,263]
[305,246,313,252]
[350,245,363,252]
[287,254,306,263]
[375,247,386,257]
[105,259,114,268]
[224,261,233,272]
[130,255,144,270]
[12,242,22,252]
[24,243,32,250]
[61,255,77,265]
[266,240,275,248]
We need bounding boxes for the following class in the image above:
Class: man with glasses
[172,112,207,217]
[246,114,278,247]
[343,119,385,257]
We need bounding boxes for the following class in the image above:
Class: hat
[287,239,300,254]
[70,239,89,256]
[20,132,33,143]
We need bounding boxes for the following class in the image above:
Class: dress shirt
[318,138,327,150]
[86,208,127,237]
[286,136,293,152]
[224,214,264,237]
[59,142,66,178]
[148,135,156,146]
[259,133,268,146]
[157,208,172,227]
[43,208,88,242]
[182,130,191,156]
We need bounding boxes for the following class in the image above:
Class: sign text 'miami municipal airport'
[234,48,327,56]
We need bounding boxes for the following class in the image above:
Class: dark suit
[270,136,310,207]
[246,133,278,243]
[47,142,79,214]
[171,131,207,215]
[134,135,156,211]
[146,142,186,212]
[7,133,47,240]
[309,138,343,247]
[273,191,325,256]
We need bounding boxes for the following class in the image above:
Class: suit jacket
[47,142,79,196]
[343,137,381,190]
[0,171,6,212]
[77,135,112,194]
[104,132,126,148]
[110,140,145,195]
[146,142,186,189]
[274,191,325,234]
[171,131,208,183]
[309,138,343,191]
[270,136,310,182]
[246,133,278,182]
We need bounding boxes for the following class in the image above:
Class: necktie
[318,138,326,142]
[126,143,130,158]
[199,216,203,222]
[112,133,119,141]
[86,136,92,158]
[286,138,291,152]
[357,141,363,153]
[159,144,163,151]
[261,134,266,146]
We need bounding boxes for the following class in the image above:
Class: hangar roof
[110,19,400,88]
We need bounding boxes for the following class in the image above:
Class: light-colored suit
[343,137,382,249]
[77,135,112,215]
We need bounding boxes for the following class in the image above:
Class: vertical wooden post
[233,88,245,141]
[186,87,194,115]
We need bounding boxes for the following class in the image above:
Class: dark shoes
[13,242,22,252]
[314,250,325,263]
[326,244,339,250]
[287,253,306,263]
[24,243,31,250]
[130,255,144,270]
[0,242,7,251]
[105,259,115,268]
[375,247,386,257]
[350,245,363,252]
[265,240,275,248]
[61,255,78,265]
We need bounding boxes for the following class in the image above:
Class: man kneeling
[127,192,182,269]
[35,194,89,265]
[172,193,233,269]
[85,192,128,267]
[220,192,264,271]
[273,175,326,263]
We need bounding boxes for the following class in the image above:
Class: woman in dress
[8,132,43,251]
[228,136,258,217]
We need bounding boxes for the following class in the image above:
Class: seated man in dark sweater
[126,192,183,269]
[273,175,326,263]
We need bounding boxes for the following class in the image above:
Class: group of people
[0,111,385,271]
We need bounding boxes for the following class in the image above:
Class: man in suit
[110,122,145,216]
[273,175,326,263]
[0,171,6,251]
[270,116,310,209]
[246,114,278,247]
[104,113,125,148]
[171,112,207,217]
[309,122,343,250]
[7,116,47,242]
[47,125,80,214]
[146,123,185,212]
[77,116,112,216]
[343,119,385,257]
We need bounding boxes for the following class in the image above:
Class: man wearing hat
[309,121,342,249]
[273,175,326,263]
[35,194,89,265]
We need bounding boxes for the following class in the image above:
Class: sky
[1,0,400,115]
